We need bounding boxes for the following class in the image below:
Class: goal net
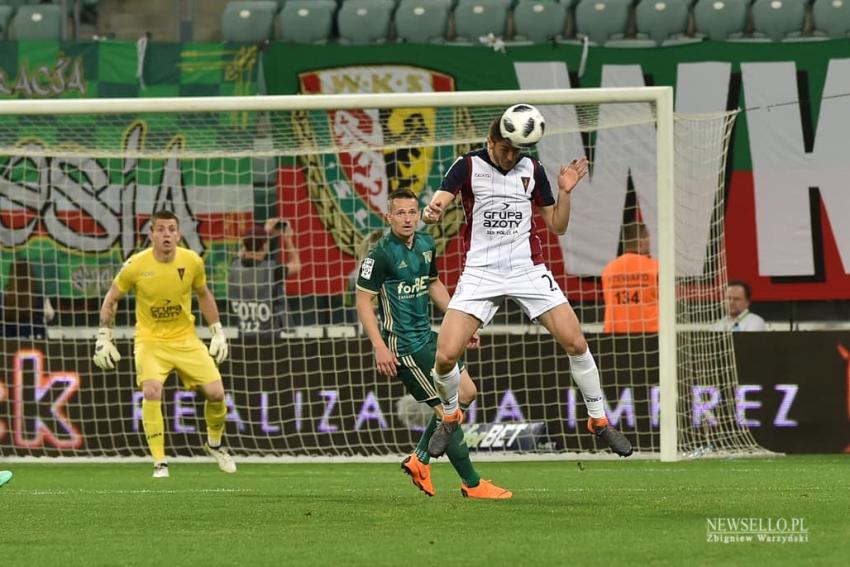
[0,90,770,461]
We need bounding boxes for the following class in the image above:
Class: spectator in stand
[715,280,766,332]
[601,222,659,334]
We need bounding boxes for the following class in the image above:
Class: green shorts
[396,335,465,407]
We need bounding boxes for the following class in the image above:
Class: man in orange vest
[602,222,659,333]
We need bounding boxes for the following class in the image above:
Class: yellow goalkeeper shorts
[134,337,222,389]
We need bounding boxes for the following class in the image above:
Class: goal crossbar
[0,88,673,115]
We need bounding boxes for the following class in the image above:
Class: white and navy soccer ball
[499,104,546,149]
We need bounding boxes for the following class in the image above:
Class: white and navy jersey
[440,148,555,273]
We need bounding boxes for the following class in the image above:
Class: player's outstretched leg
[588,417,633,457]
[566,345,633,457]
[401,413,438,496]
[0,470,13,487]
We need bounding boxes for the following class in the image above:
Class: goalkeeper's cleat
[0,470,12,487]
[427,408,464,458]
[461,479,512,500]
[588,417,634,457]
[401,454,435,497]
[152,462,169,479]
[204,443,237,474]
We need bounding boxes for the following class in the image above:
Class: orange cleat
[401,454,435,497]
[461,479,513,500]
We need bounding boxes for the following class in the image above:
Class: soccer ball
[499,104,546,149]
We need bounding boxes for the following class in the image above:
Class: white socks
[434,364,461,415]
[569,348,605,419]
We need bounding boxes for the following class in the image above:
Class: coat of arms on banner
[294,65,467,257]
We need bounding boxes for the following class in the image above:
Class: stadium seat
[278,0,335,43]
[693,0,747,40]
[812,0,850,38]
[11,0,99,16]
[513,0,568,43]
[337,0,394,44]
[395,0,450,43]
[574,0,630,45]
[0,6,12,39]
[222,1,278,42]
[401,0,455,8]
[635,0,691,45]
[452,0,511,42]
[12,4,62,39]
[0,0,29,10]
[750,0,806,41]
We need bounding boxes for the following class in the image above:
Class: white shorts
[448,265,568,326]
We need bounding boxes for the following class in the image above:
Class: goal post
[0,88,770,461]
[656,88,677,462]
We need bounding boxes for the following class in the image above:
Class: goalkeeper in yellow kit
[93,210,235,478]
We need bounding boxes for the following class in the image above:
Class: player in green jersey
[356,190,511,500]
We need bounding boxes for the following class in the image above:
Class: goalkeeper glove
[208,322,229,365]
[92,327,121,370]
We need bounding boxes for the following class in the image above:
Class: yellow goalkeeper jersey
[114,246,207,341]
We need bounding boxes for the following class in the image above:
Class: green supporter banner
[0,41,262,300]
[263,41,850,302]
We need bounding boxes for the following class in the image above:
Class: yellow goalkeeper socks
[205,400,227,447]
[142,399,166,462]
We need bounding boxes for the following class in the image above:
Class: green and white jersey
[356,230,438,357]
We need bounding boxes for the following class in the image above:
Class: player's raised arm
[93,283,125,370]
[197,284,229,365]
[539,157,589,236]
[421,190,454,225]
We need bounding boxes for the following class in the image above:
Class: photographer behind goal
[227,217,301,335]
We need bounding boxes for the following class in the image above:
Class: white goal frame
[0,87,679,461]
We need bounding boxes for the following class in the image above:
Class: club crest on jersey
[295,65,464,258]
[177,267,185,281]
[521,177,531,192]
[422,251,432,263]
[360,257,375,279]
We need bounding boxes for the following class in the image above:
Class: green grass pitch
[1,455,847,566]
